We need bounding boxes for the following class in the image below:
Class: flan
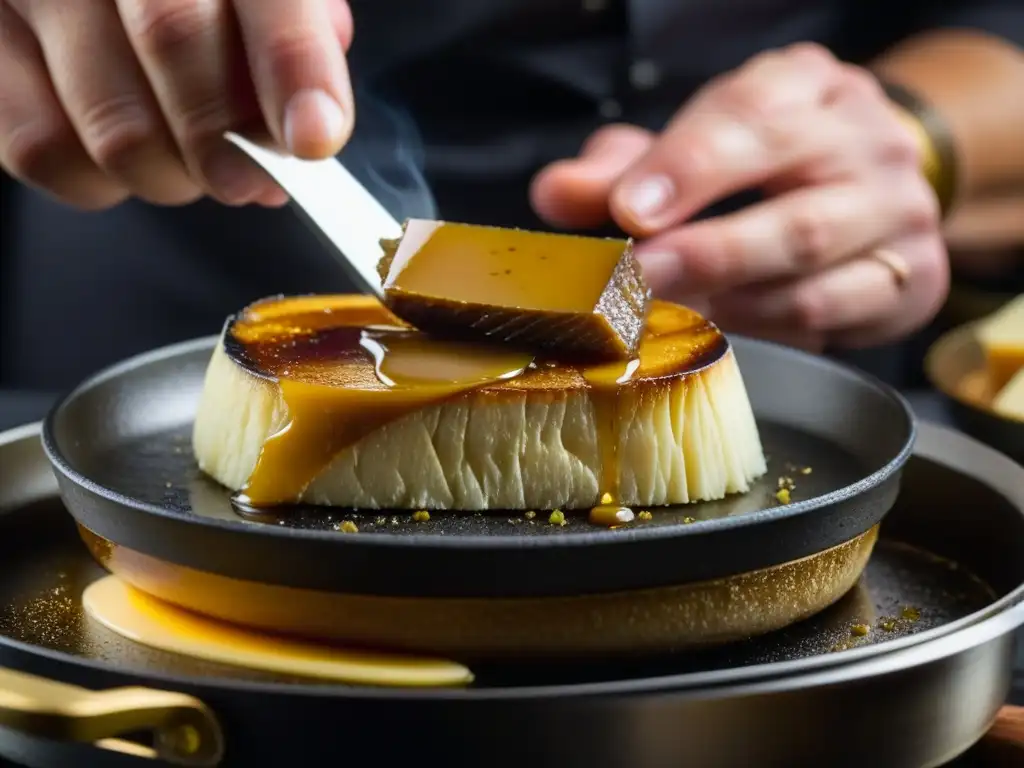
[192,294,767,510]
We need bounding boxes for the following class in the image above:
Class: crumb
[337,520,358,534]
[775,488,791,504]
[800,466,812,475]
[851,623,870,637]
[525,511,536,520]
[549,510,567,526]
[900,606,921,622]
[638,510,653,521]
[412,510,430,522]
[682,516,696,524]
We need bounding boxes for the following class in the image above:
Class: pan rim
[4,424,1024,700]
[40,334,917,552]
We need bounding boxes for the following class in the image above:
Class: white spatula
[224,131,405,298]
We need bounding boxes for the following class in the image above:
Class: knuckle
[841,65,885,100]
[902,179,941,232]
[717,76,781,122]
[790,288,827,331]
[686,230,744,287]
[128,0,209,60]
[744,47,786,71]
[666,132,716,180]
[787,209,836,268]
[883,120,922,166]
[786,42,837,70]
[2,119,73,183]
[262,30,328,81]
[78,95,160,171]
[176,97,233,150]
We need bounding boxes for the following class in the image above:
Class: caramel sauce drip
[225,295,726,512]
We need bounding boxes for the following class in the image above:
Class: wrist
[878,80,960,219]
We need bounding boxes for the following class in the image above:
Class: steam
[337,86,437,222]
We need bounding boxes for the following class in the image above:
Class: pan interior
[78,422,858,536]
[45,336,912,541]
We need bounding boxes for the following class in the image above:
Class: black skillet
[41,329,914,600]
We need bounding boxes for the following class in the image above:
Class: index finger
[609,45,845,236]
[233,0,354,159]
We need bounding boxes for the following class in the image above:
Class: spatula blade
[224,132,403,297]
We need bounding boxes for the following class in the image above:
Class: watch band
[879,80,960,219]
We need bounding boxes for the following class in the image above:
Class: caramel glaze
[224,294,728,515]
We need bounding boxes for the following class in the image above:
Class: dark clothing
[2,0,1023,393]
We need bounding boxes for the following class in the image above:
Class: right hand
[0,0,354,209]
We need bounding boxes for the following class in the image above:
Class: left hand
[531,43,950,351]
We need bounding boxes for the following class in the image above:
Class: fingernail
[284,89,346,158]
[203,148,266,204]
[618,174,675,222]
[636,250,680,291]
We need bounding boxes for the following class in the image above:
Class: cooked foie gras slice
[377,220,650,361]
[192,294,767,510]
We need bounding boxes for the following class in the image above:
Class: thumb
[530,124,654,230]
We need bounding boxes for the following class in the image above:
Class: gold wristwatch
[880,80,960,219]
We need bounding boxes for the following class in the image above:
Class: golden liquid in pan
[82,575,473,688]
[226,294,727,520]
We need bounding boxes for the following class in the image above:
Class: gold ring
[871,249,910,288]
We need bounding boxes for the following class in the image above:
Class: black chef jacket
[2,0,1023,395]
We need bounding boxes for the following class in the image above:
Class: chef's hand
[0,0,353,209]
[531,44,949,350]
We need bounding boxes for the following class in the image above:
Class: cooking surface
[0,497,994,688]
[82,421,858,536]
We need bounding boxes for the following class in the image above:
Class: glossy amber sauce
[226,294,727,520]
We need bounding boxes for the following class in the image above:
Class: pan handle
[0,666,223,766]
[976,705,1024,766]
